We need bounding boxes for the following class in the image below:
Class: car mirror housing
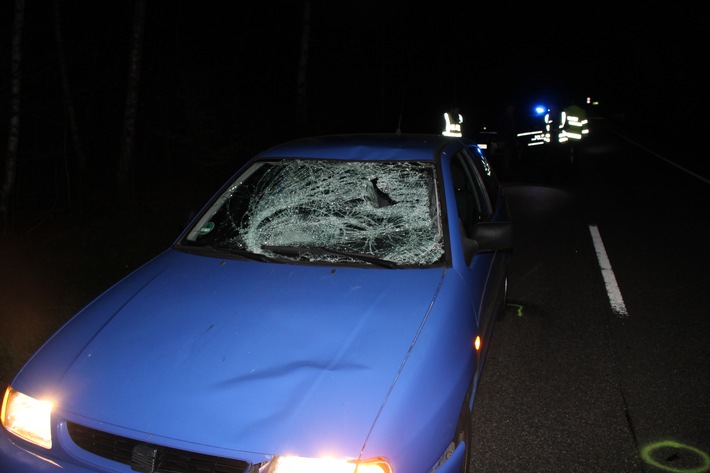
[462,221,513,262]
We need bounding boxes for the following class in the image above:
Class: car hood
[18,250,447,458]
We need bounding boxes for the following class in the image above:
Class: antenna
[396,81,407,134]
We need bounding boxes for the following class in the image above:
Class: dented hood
[17,250,446,457]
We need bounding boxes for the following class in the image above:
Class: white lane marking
[606,126,710,185]
[589,224,628,317]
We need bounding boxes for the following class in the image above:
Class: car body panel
[17,250,451,455]
[255,134,446,162]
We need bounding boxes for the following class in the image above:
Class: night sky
[1,1,707,212]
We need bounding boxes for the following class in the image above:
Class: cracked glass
[183,159,444,266]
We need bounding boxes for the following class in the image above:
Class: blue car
[1,133,512,473]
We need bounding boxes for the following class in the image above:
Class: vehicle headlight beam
[1,386,53,449]
[267,455,392,473]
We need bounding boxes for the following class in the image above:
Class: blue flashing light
[534,105,548,116]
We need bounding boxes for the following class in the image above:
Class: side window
[462,149,493,221]
[467,145,500,208]
[450,151,490,238]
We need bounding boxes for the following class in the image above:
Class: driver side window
[451,153,490,237]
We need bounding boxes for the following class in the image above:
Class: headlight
[1,386,53,449]
[267,455,392,473]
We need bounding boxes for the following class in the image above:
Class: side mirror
[472,221,513,251]
[461,221,513,262]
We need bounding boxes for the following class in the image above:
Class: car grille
[66,422,251,473]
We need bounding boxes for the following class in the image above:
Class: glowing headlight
[269,455,392,473]
[1,387,53,449]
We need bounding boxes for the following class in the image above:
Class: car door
[448,149,503,355]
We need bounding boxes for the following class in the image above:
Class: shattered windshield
[181,159,444,266]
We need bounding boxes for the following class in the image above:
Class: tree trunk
[115,0,147,211]
[53,0,87,214]
[0,0,25,232]
[296,0,311,128]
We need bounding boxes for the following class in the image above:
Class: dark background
[1,2,706,223]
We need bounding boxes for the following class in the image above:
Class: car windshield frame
[176,158,445,268]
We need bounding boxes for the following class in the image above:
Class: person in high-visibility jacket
[558,100,589,168]
[442,106,463,137]
[559,101,589,143]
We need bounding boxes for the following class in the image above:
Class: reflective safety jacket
[559,104,589,142]
[442,112,463,137]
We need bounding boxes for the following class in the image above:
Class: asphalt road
[469,122,710,472]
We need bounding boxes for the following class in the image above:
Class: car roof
[256,133,474,162]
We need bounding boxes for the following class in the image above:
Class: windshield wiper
[176,241,272,262]
[261,245,398,268]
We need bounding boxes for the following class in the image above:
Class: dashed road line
[589,224,628,317]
